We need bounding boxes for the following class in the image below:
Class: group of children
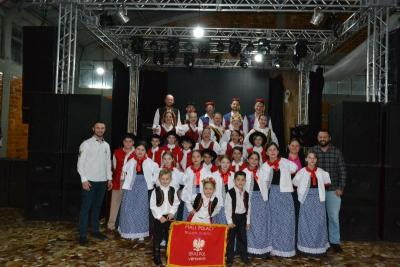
[107,97,332,266]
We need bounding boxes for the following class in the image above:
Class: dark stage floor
[1,208,400,266]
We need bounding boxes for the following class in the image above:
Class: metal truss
[366,7,390,103]
[297,62,310,125]
[26,0,365,12]
[55,2,78,94]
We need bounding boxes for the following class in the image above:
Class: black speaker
[62,152,80,185]
[28,94,66,153]
[8,160,28,209]
[26,182,62,220]
[27,152,63,184]
[383,167,400,241]
[341,204,380,241]
[329,102,381,165]
[383,104,400,167]
[388,28,400,103]
[0,159,9,207]
[61,182,81,220]
[22,27,57,123]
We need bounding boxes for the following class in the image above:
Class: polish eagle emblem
[192,238,205,252]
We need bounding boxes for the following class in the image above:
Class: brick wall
[7,77,28,159]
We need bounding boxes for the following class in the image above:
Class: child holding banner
[225,171,251,266]
[150,169,180,266]
[186,177,221,224]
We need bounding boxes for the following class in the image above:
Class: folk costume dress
[211,169,235,224]
[293,167,331,255]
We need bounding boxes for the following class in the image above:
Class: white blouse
[292,167,331,203]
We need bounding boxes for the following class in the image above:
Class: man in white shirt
[77,122,112,245]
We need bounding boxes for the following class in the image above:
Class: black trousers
[226,213,249,263]
[153,216,172,261]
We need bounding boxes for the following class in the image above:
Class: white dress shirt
[189,194,221,223]
[77,136,112,183]
[224,186,251,225]
[150,185,180,220]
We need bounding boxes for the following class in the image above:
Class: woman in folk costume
[176,111,200,143]
[221,114,246,144]
[211,155,235,224]
[243,131,268,164]
[230,147,247,172]
[208,112,225,143]
[242,152,270,257]
[263,142,298,257]
[181,150,212,220]
[108,133,135,231]
[198,101,215,130]
[153,110,176,140]
[220,129,243,159]
[292,151,331,255]
[119,142,158,240]
[247,98,273,130]
[186,178,221,224]
[244,114,278,149]
[194,126,221,154]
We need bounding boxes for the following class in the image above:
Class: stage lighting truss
[26,0,365,13]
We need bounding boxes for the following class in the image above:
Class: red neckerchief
[133,155,146,173]
[219,169,230,185]
[191,165,202,185]
[267,158,281,171]
[306,166,318,187]
[248,166,259,182]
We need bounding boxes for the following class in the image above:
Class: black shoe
[79,236,88,246]
[330,243,343,253]
[92,232,108,240]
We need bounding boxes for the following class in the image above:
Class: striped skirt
[268,185,296,257]
[118,174,149,240]
[247,191,271,255]
[297,188,329,254]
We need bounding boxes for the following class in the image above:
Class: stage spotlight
[292,54,300,66]
[215,54,222,64]
[115,8,130,24]
[198,40,210,57]
[184,42,194,52]
[150,40,159,51]
[184,53,195,68]
[310,6,324,26]
[216,41,225,52]
[245,41,255,54]
[167,37,180,61]
[193,26,205,39]
[229,39,242,57]
[272,57,280,69]
[96,67,105,75]
[131,36,144,55]
[239,54,250,69]
[257,38,271,55]
[254,53,263,63]
[153,51,164,66]
[294,40,308,58]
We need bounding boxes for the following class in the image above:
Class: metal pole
[371,8,376,102]
[55,3,62,94]
[384,7,389,103]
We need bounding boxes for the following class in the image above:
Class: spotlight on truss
[229,39,242,57]
[184,53,195,68]
[216,41,225,52]
[272,57,280,69]
[310,6,324,26]
[257,39,271,55]
[115,8,130,24]
[239,54,250,69]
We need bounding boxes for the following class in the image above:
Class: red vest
[199,141,214,151]
[112,148,134,190]
[186,126,199,143]
[160,126,176,139]
[147,148,162,167]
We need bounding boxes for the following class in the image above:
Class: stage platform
[1,208,399,266]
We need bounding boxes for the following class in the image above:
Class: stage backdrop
[168,68,269,116]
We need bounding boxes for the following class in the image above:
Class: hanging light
[115,8,130,24]
[254,53,263,63]
[272,57,280,69]
[193,26,205,39]
[310,6,324,26]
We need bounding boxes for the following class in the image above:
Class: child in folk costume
[198,101,215,129]
[119,142,158,240]
[221,113,246,143]
[181,150,211,220]
[208,112,225,143]
[194,126,221,154]
[147,134,163,167]
[179,136,194,170]
[243,131,268,164]
[223,97,249,134]
[154,151,184,191]
[263,142,298,257]
[202,148,218,173]
[230,147,246,172]
[150,169,180,266]
[247,98,273,130]
[212,155,235,224]
[108,133,135,231]
[244,114,278,148]
[161,131,183,169]
[292,151,331,255]
[243,152,270,256]
[220,129,243,159]
[225,171,251,266]
[186,178,221,224]
[176,111,200,143]
[153,110,176,140]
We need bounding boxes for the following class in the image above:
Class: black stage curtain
[268,75,285,146]
[308,67,324,145]
[112,59,130,150]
